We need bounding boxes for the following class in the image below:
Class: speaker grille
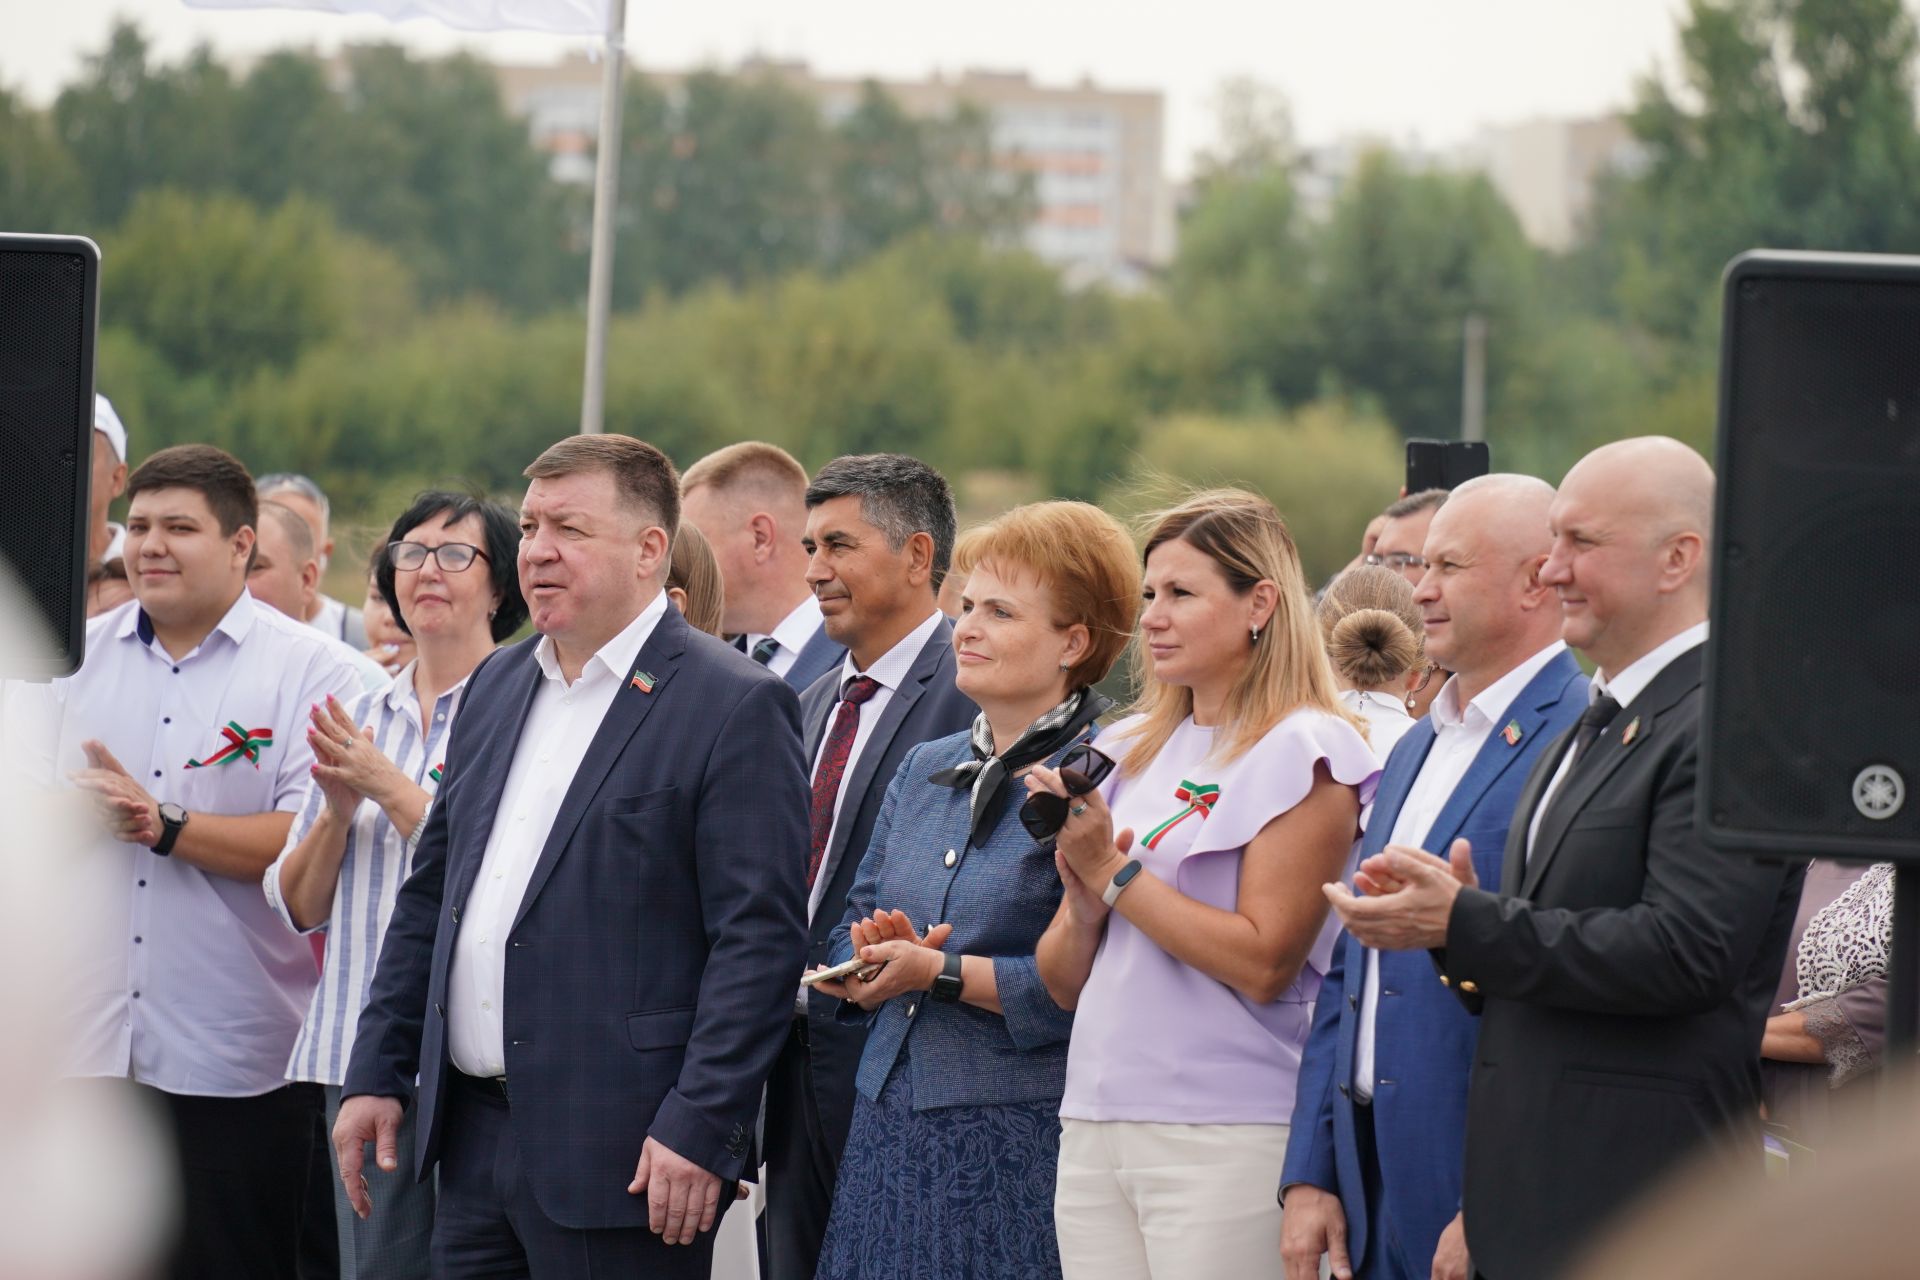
[0,242,95,676]
[1707,261,1920,856]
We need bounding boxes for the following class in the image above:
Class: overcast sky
[9,1,1694,174]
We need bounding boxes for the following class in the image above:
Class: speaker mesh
[1708,264,1920,855]
[0,243,94,675]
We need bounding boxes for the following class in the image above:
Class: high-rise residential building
[491,54,1174,285]
[1462,116,1642,251]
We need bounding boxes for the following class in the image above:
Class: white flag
[182,0,612,36]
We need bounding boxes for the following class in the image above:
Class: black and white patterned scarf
[929,687,1113,848]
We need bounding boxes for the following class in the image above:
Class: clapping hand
[308,697,404,808]
[71,740,159,846]
[808,909,953,1009]
[1323,839,1477,951]
[1024,764,1131,906]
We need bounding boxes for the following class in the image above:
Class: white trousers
[1054,1117,1290,1280]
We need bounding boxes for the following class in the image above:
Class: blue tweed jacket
[827,729,1077,1109]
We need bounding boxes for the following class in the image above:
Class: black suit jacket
[343,606,810,1229]
[789,615,976,1157]
[1440,644,1802,1279]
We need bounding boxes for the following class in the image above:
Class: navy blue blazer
[791,616,976,1156]
[343,605,810,1229]
[781,621,845,692]
[1281,649,1587,1275]
[827,731,1077,1109]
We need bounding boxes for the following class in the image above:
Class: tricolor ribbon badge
[1141,780,1221,851]
[1502,720,1523,746]
[428,762,444,785]
[185,721,274,770]
[629,669,656,695]
[1622,716,1641,746]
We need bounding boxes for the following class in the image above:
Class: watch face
[159,803,186,824]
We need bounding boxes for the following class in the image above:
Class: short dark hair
[127,445,257,537]
[376,491,529,643]
[524,435,680,537]
[805,454,957,592]
[1383,488,1449,520]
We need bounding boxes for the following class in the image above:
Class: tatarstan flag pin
[630,669,656,694]
[1502,720,1523,746]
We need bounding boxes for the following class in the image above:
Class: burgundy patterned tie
[808,676,881,888]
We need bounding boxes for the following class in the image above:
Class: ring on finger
[1071,802,1089,817]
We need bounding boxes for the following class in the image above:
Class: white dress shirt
[12,593,361,1096]
[804,609,945,927]
[1356,642,1566,1098]
[1340,688,1418,764]
[1524,622,1708,863]
[742,594,825,682]
[446,592,670,1078]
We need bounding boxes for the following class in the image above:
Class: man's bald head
[1544,436,1715,677]
[1413,472,1563,695]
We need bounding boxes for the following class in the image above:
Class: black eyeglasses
[388,541,490,573]
[1364,551,1429,572]
[1019,742,1117,841]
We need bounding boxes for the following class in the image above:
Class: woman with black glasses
[807,500,1140,1280]
[262,491,525,1280]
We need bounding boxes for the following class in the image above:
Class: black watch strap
[931,951,964,1003]
[154,804,186,856]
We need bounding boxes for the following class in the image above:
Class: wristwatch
[930,951,965,1003]
[154,802,188,856]
[1101,858,1144,907]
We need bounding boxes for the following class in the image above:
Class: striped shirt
[263,661,470,1086]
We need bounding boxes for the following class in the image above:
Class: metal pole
[578,0,629,435]
[1461,312,1487,443]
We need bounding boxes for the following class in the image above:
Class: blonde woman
[1317,563,1426,760]
[1028,489,1379,1279]
[666,522,726,637]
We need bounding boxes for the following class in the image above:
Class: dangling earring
[1249,625,1261,645]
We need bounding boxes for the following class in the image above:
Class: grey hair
[1383,487,1449,520]
[256,472,330,526]
[257,499,316,564]
[805,454,957,592]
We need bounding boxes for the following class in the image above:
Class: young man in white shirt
[21,445,361,1279]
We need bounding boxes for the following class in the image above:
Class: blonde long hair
[1114,488,1360,773]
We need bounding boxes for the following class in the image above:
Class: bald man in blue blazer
[1282,476,1586,1280]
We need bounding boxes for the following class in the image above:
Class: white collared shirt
[10,592,361,1096]
[1340,688,1418,764]
[264,661,472,1085]
[446,592,669,1078]
[1355,641,1565,1098]
[804,609,945,927]
[1525,621,1709,863]
[742,595,825,682]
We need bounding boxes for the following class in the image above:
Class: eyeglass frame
[387,540,492,573]
[1018,742,1118,841]
[1364,550,1430,572]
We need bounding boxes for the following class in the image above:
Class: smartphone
[802,955,883,987]
[1405,439,1491,493]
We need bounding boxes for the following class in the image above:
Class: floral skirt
[814,1048,1064,1280]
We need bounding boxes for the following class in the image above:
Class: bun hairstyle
[1317,565,1423,692]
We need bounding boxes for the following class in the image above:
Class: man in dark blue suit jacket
[1284,477,1585,1280]
[761,454,977,1280]
[680,441,846,691]
[336,436,810,1278]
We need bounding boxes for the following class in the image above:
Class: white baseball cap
[93,393,127,464]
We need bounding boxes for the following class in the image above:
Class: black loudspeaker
[1701,250,1920,861]
[0,233,99,679]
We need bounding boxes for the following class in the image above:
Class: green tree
[0,86,86,231]
[1313,150,1539,440]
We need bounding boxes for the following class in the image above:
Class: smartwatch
[930,951,965,1003]
[1101,858,1144,907]
[154,802,188,857]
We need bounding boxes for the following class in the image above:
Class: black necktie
[1566,694,1622,772]
[750,637,780,666]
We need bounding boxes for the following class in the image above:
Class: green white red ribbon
[1141,780,1220,850]
[428,762,444,784]
[186,721,274,769]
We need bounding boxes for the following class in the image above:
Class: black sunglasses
[1019,742,1117,841]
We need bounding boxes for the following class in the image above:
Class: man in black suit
[681,441,845,691]
[334,435,810,1277]
[761,453,977,1280]
[1326,437,1802,1280]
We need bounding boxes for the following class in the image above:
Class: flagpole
[579,0,628,434]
